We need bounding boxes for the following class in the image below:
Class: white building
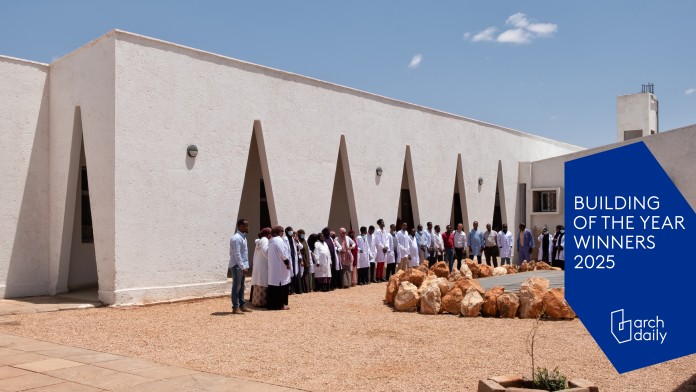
[2,30,691,305]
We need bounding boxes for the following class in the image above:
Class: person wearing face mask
[537,226,552,264]
[554,226,565,270]
[297,229,311,293]
[284,226,301,295]
[497,224,514,265]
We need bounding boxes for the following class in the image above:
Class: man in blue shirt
[468,221,485,264]
[229,218,250,314]
[517,223,535,265]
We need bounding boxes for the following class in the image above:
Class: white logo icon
[610,309,667,344]
[611,309,632,344]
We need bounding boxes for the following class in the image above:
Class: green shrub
[533,367,567,391]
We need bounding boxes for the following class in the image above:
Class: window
[532,189,558,213]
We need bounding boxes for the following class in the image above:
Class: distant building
[617,84,659,142]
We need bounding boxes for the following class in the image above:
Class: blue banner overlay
[565,141,696,373]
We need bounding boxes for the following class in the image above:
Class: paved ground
[0,332,302,391]
[0,296,102,317]
[479,270,564,292]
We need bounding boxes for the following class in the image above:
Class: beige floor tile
[0,365,31,380]
[94,358,158,372]
[36,347,98,358]
[14,358,84,372]
[44,365,151,389]
[127,364,197,380]
[66,352,126,364]
[112,379,199,392]
[0,335,35,347]
[0,352,51,366]
[0,373,63,392]
[21,381,104,391]
[6,341,64,352]
[0,347,23,357]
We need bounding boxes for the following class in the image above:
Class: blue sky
[2,1,695,148]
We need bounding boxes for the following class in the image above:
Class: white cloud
[408,54,422,69]
[466,12,557,45]
[497,28,532,44]
[685,88,696,96]
[471,27,497,42]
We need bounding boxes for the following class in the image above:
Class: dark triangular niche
[451,154,469,231]
[328,135,357,231]
[493,160,507,231]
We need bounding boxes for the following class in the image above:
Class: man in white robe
[408,229,420,268]
[496,223,514,265]
[268,226,291,310]
[356,226,372,285]
[396,222,411,271]
[366,226,377,283]
[374,219,390,282]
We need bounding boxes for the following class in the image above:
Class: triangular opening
[328,135,357,230]
[451,154,469,230]
[237,121,276,265]
[396,146,419,230]
[493,160,507,231]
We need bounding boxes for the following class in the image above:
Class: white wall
[0,56,50,298]
[48,34,116,302]
[108,31,581,304]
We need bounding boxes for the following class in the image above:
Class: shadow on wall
[5,81,50,298]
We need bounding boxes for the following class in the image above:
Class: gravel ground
[1,283,695,392]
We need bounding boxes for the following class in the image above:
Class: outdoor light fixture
[478,177,484,186]
[376,167,383,176]
[187,144,198,157]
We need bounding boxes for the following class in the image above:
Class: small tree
[525,315,568,391]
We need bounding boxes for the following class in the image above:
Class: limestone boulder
[399,268,425,288]
[441,287,464,315]
[419,279,442,315]
[505,265,518,274]
[385,274,401,304]
[452,278,485,296]
[430,261,450,278]
[448,268,462,282]
[542,288,576,320]
[417,262,430,277]
[535,261,552,270]
[481,286,505,317]
[437,277,450,296]
[394,282,420,312]
[460,288,484,317]
[492,266,507,276]
[497,293,520,318]
[465,259,480,278]
[550,266,563,271]
[519,261,530,272]
[459,263,473,279]
[518,277,550,319]
[478,264,492,278]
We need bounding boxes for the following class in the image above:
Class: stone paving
[478,270,564,293]
[0,296,101,317]
[0,332,303,391]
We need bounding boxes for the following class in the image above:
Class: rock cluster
[384,263,575,320]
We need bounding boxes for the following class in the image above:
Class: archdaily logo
[611,309,667,345]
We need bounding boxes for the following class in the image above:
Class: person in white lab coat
[385,224,397,279]
[408,228,420,268]
[555,226,565,270]
[337,228,355,288]
[267,226,291,310]
[356,226,372,285]
[537,227,553,264]
[366,226,377,283]
[496,223,514,265]
[250,227,271,307]
[313,232,332,292]
[431,225,445,263]
[396,222,412,271]
[374,219,390,282]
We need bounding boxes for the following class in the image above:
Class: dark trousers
[358,267,370,284]
[454,247,464,265]
[484,246,498,267]
[445,248,454,270]
[471,254,482,263]
[267,284,289,310]
[385,263,396,279]
[332,267,341,289]
[553,259,565,270]
[290,275,302,294]
[428,255,436,267]
[369,262,376,282]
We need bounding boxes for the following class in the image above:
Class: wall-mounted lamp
[376,167,383,176]
[187,144,198,157]
[478,177,484,186]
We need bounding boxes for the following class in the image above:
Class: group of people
[227,218,565,313]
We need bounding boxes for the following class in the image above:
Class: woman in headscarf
[313,232,332,292]
[348,230,359,286]
[250,228,271,307]
[268,225,291,310]
[337,228,355,289]
[322,227,339,290]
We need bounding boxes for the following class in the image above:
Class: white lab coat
[333,238,343,270]
[497,230,514,258]
[283,236,300,278]
[374,228,390,263]
[251,237,269,287]
[557,234,565,261]
[313,240,332,278]
[386,234,396,264]
[268,236,291,286]
[431,231,444,255]
[396,230,410,261]
[366,233,376,263]
[356,235,371,269]
[409,235,420,267]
